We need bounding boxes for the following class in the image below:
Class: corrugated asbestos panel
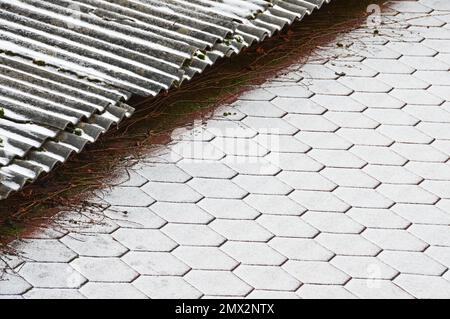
[0,0,332,199]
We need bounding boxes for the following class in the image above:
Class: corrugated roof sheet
[0,0,332,199]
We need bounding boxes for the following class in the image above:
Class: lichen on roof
[0,0,332,200]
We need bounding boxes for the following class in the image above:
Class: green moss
[182,58,192,67]
[33,60,46,66]
[196,52,206,60]
[234,35,244,44]
[74,128,83,136]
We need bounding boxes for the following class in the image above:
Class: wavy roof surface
[0,0,331,199]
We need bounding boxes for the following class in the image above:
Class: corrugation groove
[0,0,332,200]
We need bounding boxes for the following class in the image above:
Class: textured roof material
[0,0,331,199]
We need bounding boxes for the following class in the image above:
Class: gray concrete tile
[331,256,399,280]
[302,78,354,96]
[133,276,202,299]
[18,263,86,289]
[377,125,434,144]
[350,145,407,166]
[308,149,367,169]
[338,77,392,93]
[290,190,350,212]
[150,202,213,224]
[277,171,337,191]
[232,175,293,195]
[321,168,380,189]
[378,250,447,276]
[283,260,350,285]
[14,239,77,263]
[362,58,415,74]
[135,163,191,183]
[247,290,299,299]
[363,228,429,252]
[255,134,311,153]
[404,105,450,123]
[334,187,394,209]
[198,198,260,220]
[81,282,147,299]
[162,224,225,247]
[326,61,378,78]
[222,155,282,175]
[298,63,340,80]
[238,88,275,101]
[301,211,365,234]
[346,208,411,229]
[417,122,450,140]
[210,220,274,242]
[297,284,356,299]
[104,206,167,229]
[325,111,379,129]
[390,89,444,106]
[269,238,334,261]
[392,204,450,225]
[0,272,32,295]
[173,247,238,271]
[345,278,413,299]
[221,242,287,266]
[55,210,119,235]
[264,82,313,98]
[24,288,85,299]
[234,265,301,291]
[102,187,155,207]
[244,194,307,216]
[420,180,450,198]
[295,131,353,150]
[312,94,367,112]
[256,215,319,238]
[211,137,269,157]
[266,152,324,172]
[390,143,448,162]
[408,224,450,246]
[376,184,439,205]
[363,165,423,185]
[425,246,450,269]
[337,128,393,147]
[170,140,225,161]
[177,160,237,179]
[316,233,382,256]
[400,55,450,71]
[112,229,177,252]
[377,73,430,89]
[184,270,252,297]
[364,109,420,126]
[284,114,339,132]
[187,178,248,199]
[271,97,326,114]
[394,274,450,299]
[71,257,139,282]
[405,162,450,180]
[61,233,128,258]
[232,100,286,118]
[122,252,190,276]
[142,181,203,203]
[351,92,405,109]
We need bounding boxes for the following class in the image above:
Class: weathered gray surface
[0,0,331,199]
[1,0,450,299]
